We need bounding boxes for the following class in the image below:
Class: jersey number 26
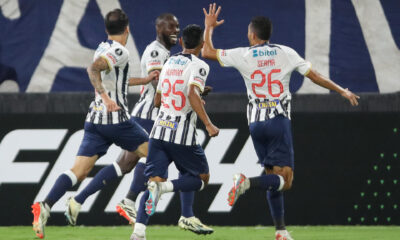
[251,69,283,98]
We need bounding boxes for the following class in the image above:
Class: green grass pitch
[1,226,399,240]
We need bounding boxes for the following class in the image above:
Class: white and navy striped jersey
[85,40,131,125]
[150,53,209,146]
[217,44,311,124]
[131,41,170,121]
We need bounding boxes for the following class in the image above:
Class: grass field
[1,226,399,240]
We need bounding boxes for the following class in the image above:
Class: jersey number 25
[161,79,186,111]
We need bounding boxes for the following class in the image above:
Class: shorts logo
[258,99,280,109]
[115,48,123,56]
[157,119,178,130]
[199,68,207,76]
[151,50,159,58]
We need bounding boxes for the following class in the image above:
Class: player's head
[105,9,129,44]
[248,16,272,46]
[156,13,180,49]
[180,24,204,55]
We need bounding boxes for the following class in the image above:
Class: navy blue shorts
[249,115,294,169]
[131,116,154,134]
[77,118,149,158]
[144,139,209,179]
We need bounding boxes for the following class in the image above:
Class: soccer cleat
[227,173,249,206]
[145,181,162,216]
[130,233,146,240]
[65,197,81,226]
[178,216,214,235]
[276,230,294,240]
[116,199,137,224]
[31,202,50,239]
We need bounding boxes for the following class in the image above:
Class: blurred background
[0,0,399,227]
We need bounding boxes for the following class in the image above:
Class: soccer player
[201,4,360,240]
[66,13,213,234]
[31,9,157,239]
[130,24,219,240]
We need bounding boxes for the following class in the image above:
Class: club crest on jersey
[199,68,207,76]
[157,119,178,130]
[151,50,159,58]
[257,99,280,109]
[252,49,277,57]
[115,48,123,56]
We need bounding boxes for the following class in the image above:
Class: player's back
[86,40,131,125]
[217,43,311,122]
[150,53,209,146]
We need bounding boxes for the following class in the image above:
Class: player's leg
[132,139,170,240]
[67,120,148,225]
[266,166,294,240]
[32,122,107,238]
[123,117,154,205]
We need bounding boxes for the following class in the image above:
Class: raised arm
[128,70,160,86]
[305,69,360,106]
[87,57,121,112]
[202,3,224,60]
[188,84,219,137]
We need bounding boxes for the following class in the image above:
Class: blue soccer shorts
[77,118,149,158]
[249,115,294,169]
[144,138,209,179]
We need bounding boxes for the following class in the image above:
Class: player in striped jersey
[31,9,158,239]
[202,4,360,240]
[118,13,214,234]
[131,24,219,240]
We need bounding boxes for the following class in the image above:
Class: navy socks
[267,190,286,230]
[249,174,282,191]
[126,162,147,202]
[44,170,77,208]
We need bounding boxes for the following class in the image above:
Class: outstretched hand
[203,3,224,28]
[341,88,360,106]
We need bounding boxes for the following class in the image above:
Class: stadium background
[0,0,399,227]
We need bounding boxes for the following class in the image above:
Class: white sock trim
[199,180,205,191]
[277,175,285,191]
[162,181,174,193]
[64,170,78,186]
[133,222,146,237]
[138,157,147,164]
[112,162,123,177]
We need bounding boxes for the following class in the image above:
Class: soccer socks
[267,190,286,230]
[44,170,77,208]
[171,175,203,192]
[180,191,195,218]
[136,190,150,225]
[249,174,284,191]
[126,162,147,202]
[75,162,122,204]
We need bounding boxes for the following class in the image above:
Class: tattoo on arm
[87,57,109,94]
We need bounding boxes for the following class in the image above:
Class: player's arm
[188,84,219,137]
[154,91,161,108]
[202,3,224,60]
[128,70,160,86]
[305,69,360,106]
[87,57,120,112]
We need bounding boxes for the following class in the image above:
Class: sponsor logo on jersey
[157,119,178,130]
[151,50,159,58]
[257,99,280,109]
[252,49,277,57]
[115,48,123,56]
[199,68,207,76]
[168,58,188,65]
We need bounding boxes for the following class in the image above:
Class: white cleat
[145,181,162,216]
[276,230,294,240]
[178,216,214,235]
[130,233,146,240]
[116,199,137,224]
[31,202,50,239]
[65,197,81,226]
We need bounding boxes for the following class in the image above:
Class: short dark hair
[182,24,203,49]
[250,16,272,41]
[105,9,129,35]
[156,13,176,27]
